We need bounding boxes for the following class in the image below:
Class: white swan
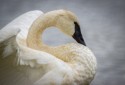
[0,10,97,85]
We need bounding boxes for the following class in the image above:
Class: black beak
[72,22,86,46]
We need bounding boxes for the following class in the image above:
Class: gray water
[0,0,125,85]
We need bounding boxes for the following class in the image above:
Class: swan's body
[0,10,97,85]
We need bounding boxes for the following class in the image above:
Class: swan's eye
[72,22,86,46]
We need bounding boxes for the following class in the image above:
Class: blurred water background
[0,0,125,85]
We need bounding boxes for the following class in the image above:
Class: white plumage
[0,10,97,85]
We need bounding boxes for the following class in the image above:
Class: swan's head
[53,10,86,46]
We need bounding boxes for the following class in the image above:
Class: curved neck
[27,13,57,50]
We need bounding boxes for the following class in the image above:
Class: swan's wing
[0,10,43,56]
[0,10,53,85]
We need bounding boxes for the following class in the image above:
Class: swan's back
[52,43,97,85]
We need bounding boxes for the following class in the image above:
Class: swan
[0,10,97,85]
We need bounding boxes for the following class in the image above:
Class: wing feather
[0,10,57,85]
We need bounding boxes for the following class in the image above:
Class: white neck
[27,13,58,51]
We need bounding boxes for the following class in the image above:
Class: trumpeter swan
[0,10,97,85]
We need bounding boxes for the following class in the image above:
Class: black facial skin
[72,22,86,46]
